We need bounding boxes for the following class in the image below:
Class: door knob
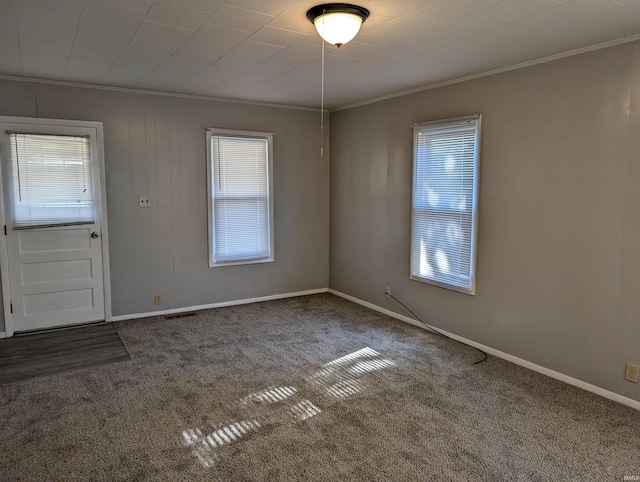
[91,231,99,239]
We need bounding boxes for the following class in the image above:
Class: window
[207,129,274,267]
[410,115,481,294]
[8,133,95,229]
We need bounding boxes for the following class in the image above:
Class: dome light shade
[307,4,370,47]
[313,12,363,47]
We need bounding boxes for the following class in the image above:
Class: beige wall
[0,80,329,323]
[0,40,638,405]
[330,41,640,402]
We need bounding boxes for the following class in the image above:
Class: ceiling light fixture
[306,3,370,48]
[307,4,370,157]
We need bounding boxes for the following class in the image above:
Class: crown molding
[0,74,322,113]
[332,33,640,112]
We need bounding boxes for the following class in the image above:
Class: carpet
[0,293,638,480]
[0,323,130,385]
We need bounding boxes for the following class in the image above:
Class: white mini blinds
[410,115,481,294]
[208,129,274,266]
[8,133,95,229]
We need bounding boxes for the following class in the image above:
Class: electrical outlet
[139,196,151,207]
[625,363,639,383]
[385,286,391,295]
[154,294,162,305]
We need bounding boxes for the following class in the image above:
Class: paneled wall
[0,80,329,323]
[330,41,640,402]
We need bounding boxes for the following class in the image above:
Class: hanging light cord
[385,292,487,365]
[320,10,326,157]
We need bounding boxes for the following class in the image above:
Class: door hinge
[10,302,12,314]
[3,225,6,236]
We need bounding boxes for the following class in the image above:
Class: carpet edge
[328,288,640,412]
[111,288,330,322]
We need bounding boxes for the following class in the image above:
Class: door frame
[0,116,112,337]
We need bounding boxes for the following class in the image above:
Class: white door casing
[0,117,111,335]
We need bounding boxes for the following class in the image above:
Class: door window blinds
[411,116,481,294]
[210,132,273,265]
[8,133,94,229]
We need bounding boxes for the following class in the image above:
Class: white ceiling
[1,0,640,109]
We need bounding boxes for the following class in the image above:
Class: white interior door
[0,121,106,333]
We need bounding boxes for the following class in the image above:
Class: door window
[8,133,95,229]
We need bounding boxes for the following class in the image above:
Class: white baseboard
[328,289,640,411]
[111,288,329,322]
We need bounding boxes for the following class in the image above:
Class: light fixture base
[306,3,370,47]
[306,3,370,24]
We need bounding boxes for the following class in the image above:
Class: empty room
[0,0,639,479]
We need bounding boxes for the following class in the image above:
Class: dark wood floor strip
[0,323,130,385]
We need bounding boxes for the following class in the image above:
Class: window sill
[410,274,475,295]
[209,257,274,268]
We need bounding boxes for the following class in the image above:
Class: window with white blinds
[8,133,95,229]
[410,115,481,294]
[207,129,274,266]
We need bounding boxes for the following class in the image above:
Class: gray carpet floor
[1,293,639,481]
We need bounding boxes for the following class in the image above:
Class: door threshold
[14,320,107,337]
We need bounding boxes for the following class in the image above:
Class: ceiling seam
[332,32,640,112]
[62,0,86,80]
[135,14,218,86]
[97,2,154,85]
[13,0,23,76]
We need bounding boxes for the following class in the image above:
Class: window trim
[7,132,96,230]
[410,114,481,295]
[206,128,275,268]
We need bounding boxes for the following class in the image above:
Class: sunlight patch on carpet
[308,346,395,398]
[290,399,322,422]
[183,420,262,468]
[182,347,396,469]
[238,386,297,405]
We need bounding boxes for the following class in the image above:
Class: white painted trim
[328,289,640,411]
[0,331,6,339]
[0,75,322,113]
[410,115,481,295]
[111,288,329,322]
[332,33,640,112]
[0,116,112,333]
[95,123,112,323]
[206,129,275,268]
[0,141,13,337]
